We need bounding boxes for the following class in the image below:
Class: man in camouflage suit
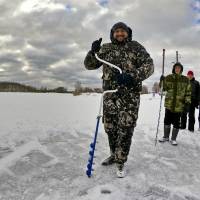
[84,22,154,177]
[159,62,191,145]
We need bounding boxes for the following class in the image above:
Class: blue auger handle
[86,115,101,178]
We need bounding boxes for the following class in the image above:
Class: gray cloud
[0,0,199,90]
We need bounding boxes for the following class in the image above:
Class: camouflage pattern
[162,74,191,113]
[84,41,154,92]
[84,24,154,164]
[103,92,140,164]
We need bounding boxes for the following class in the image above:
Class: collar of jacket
[190,77,195,82]
[173,73,182,78]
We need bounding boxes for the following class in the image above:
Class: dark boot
[159,125,170,142]
[188,119,195,132]
[188,123,194,132]
[171,128,179,145]
[188,128,194,132]
[101,154,115,166]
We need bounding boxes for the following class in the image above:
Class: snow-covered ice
[0,92,200,200]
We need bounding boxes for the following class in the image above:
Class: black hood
[110,22,132,43]
[172,62,183,74]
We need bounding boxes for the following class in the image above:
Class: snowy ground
[0,93,200,200]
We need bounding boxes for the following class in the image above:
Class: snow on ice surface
[0,92,200,200]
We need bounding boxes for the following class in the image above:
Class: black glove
[160,75,165,82]
[116,73,135,87]
[91,38,102,53]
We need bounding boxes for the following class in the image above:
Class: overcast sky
[0,0,200,90]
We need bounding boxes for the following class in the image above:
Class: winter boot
[101,153,115,166]
[170,140,178,145]
[116,163,125,178]
[159,125,171,142]
[188,122,194,132]
[188,129,194,132]
[170,127,179,146]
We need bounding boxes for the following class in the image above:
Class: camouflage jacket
[84,41,154,93]
[162,74,191,113]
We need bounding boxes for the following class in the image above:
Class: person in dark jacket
[180,70,200,132]
[198,82,200,131]
[159,63,191,145]
[198,106,200,131]
[84,22,154,177]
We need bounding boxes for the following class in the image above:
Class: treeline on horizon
[0,81,103,94]
[0,81,160,95]
[0,81,69,93]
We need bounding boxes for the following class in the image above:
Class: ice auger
[86,53,122,178]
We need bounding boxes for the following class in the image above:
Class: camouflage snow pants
[103,91,140,164]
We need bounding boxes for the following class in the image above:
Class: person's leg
[171,112,181,145]
[199,107,200,130]
[103,114,118,156]
[188,104,195,132]
[115,93,140,176]
[115,126,134,165]
[180,111,187,129]
[102,93,118,165]
[159,109,172,142]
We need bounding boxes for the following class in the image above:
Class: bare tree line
[0,80,160,95]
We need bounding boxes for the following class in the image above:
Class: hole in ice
[101,189,112,194]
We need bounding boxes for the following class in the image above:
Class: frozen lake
[0,93,200,200]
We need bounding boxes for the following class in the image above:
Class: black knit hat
[110,22,132,43]
[172,62,183,74]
